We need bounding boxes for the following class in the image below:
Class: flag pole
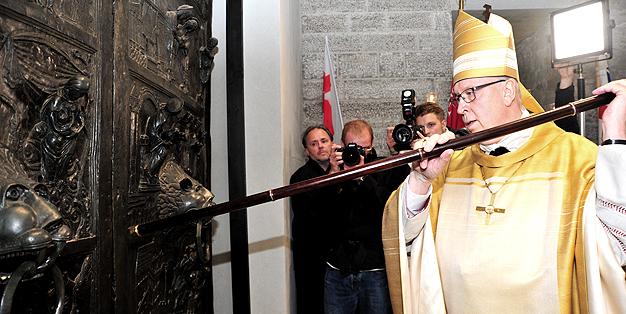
[325,36,343,129]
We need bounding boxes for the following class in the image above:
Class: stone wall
[300,0,453,155]
[516,0,626,143]
[299,0,626,149]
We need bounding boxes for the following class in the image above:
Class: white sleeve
[595,145,626,266]
[400,175,432,244]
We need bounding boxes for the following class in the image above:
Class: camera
[337,143,366,167]
[392,89,422,151]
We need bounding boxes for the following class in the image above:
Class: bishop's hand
[408,131,455,195]
[593,79,626,141]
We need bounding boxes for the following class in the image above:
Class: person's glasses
[452,79,507,104]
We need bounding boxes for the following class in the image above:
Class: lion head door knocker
[0,147,72,314]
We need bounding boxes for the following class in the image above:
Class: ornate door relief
[0,1,218,312]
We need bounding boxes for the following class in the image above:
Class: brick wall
[300,1,626,149]
[300,0,453,155]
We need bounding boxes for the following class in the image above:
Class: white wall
[211,0,302,312]
[281,0,305,309]
[210,0,232,312]
[244,0,301,311]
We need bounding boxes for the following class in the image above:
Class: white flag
[323,36,343,144]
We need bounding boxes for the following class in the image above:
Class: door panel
[0,1,216,312]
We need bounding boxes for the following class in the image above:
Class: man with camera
[387,95,467,156]
[324,119,409,314]
[413,102,449,137]
[289,125,334,314]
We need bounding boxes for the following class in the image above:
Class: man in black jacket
[290,125,334,314]
[325,120,410,314]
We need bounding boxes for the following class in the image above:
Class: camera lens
[342,144,363,167]
[392,124,414,144]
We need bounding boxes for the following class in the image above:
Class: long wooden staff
[130,93,615,238]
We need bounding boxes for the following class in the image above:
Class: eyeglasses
[451,79,507,104]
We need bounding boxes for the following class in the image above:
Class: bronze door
[0,1,216,313]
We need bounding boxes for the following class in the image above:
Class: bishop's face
[454,77,516,144]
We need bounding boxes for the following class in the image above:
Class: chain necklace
[475,160,526,224]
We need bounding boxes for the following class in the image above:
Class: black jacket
[290,159,334,314]
[554,84,580,134]
[290,159,334,256]
[326,160,410,273]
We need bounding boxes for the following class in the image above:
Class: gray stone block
[388,12,434,32]
[337,78,437,101]
[367,0,448,11]
[337,53,379,79]
[362,33,419,52]
[417,30,452,51]
[432,11,453,31]
[405,51,453,78]
[303,101,324,128]
[302,33,364,53]
[350,13,387,32]
[302,79,324,101]
[301,0,366,14]
[379,52,406,77]
[302,14,349,33]
[302,53,325,80]
[434,78,453,108]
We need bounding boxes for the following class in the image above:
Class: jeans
[324,266,392,314]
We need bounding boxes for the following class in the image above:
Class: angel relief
[0,26,92,237]
[23,76,90,182]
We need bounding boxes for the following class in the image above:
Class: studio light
[551,0,612,66]
[550,0,612,137]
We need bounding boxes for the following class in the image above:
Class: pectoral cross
[475,193,506,225]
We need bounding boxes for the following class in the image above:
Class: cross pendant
[475,194,506,224]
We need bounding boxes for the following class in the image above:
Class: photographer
[386,101,465,155]
[325,120,409,314]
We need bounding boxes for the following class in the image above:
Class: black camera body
[337,143,366,167]
[392,89,422,151]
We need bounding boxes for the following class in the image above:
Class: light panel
[551,0,611,66]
